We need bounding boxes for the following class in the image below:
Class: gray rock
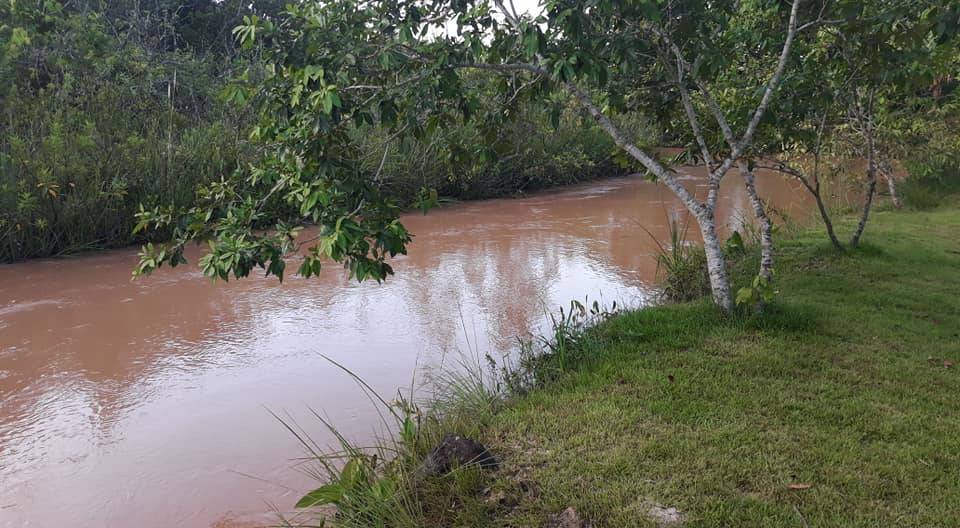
[546,507,587,528]
[417,433,498,478]
[646,504,683,526]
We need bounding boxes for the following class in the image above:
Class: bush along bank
[284,198,960,527]
[1,3,654,263]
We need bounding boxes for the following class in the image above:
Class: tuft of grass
[276,351,507,528]
[644,217,712,303]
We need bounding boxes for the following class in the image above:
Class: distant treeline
[0,1,649,262]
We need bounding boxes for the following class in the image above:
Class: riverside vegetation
[0,1,646,262]
[275,119,960,527]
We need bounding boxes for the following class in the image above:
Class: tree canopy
[130,0,960,312]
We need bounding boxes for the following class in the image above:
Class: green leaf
[523,31,539,58]
[550,104,561,129]
[322,92,334,114]
[295,484,343,508]
[10,27,31,48]
[371,477,395,501]
[340,458,364,490]
[400,416,416,445]
[725,231,745,254]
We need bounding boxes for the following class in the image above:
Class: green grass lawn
[466,204,960,527]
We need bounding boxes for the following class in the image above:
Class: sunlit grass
[463,201,960,527]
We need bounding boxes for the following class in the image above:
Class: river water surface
[0,169,812,527]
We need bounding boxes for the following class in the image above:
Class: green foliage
[131,0,674,283]
[648,220,776,307]
[122,0,957,314]
[0,1,258,261]
[899,179,947,210]
[738,0,960,248]
[724,230,746,254]
[359,101,652,204]
[898,91,960,208]
[533,299,620,376]
[0,1,643,263]
[735,273,776,307]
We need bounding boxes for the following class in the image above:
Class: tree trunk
[698,217,734,313]
[850,90,879,248]
[544,71,736,313]
[472,0,802,315]
[812,187,844,250]
[739,161,774,281]
[792,170,844,251]
[881,160,902,209]
[850,144,877,248]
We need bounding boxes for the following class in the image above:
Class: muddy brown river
[0,169,812,527]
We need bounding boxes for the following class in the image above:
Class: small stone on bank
[546,507,587,528]
[647,504,683,526]
[417,433,498,477]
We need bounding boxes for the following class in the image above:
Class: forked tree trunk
[850,91,879,248]
[885,173,902,208]
[551,73,736,313]
[851,172,877,247]
[698,217,734,312]
[480,0,799,315]
[788,113,843,251]
[739,161,774,281]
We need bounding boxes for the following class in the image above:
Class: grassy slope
[469,204,960,527]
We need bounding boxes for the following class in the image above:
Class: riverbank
[7,173,772,528]
[423,201,960,526]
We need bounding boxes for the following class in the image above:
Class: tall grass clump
[480,298,622,396]
[900,137,960,210]
[353,98,656,204]
[901,142,960,209]
[891,91,960,209]
[277,300,621,527]
[642,209,784,307]
[645,218,712,303]
[276,354,503,528]
[898,178,948,210]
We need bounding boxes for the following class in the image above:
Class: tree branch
[454,62,707,217]
[661,46,714,168]
[647,0,800,212]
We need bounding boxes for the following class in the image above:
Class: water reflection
[0,169,811,527]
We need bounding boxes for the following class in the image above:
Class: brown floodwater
[0,168,813,528]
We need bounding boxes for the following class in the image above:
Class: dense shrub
[0,2,654,262]
[357,105,654,203]
[894,91,960,209]
[0,3,254,261]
